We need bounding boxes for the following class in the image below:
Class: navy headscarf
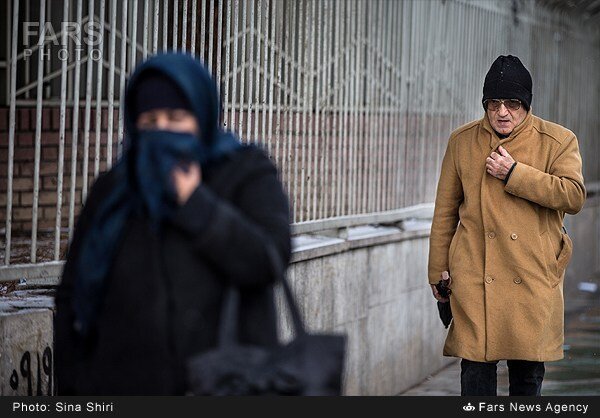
[72,53,241,336]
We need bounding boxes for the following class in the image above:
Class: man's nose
[497,103,509,116]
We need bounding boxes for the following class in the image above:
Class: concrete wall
[279,226,454,396]
[0,290,54,395]
[563,193,600,301]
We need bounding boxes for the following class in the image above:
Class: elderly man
[428,55,585,396]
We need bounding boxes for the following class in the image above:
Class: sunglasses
[484,99,522,111]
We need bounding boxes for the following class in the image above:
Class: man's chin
[493,125,513,135]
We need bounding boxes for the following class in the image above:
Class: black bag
[186,249,347,395]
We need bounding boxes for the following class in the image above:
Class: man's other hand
[430,271,452,303]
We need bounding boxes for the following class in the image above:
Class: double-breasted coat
[428,111,586,362]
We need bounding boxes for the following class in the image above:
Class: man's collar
[483,109,533,150]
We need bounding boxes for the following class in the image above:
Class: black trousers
[461,359,545,396]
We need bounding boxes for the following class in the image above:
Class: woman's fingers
[172,162,202,205]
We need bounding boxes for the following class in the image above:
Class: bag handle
[218,285,241,347]
[267,242,307,337]
[218,243,306,347]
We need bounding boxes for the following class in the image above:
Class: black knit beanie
[131,70,192,120]
[482,55,532,111]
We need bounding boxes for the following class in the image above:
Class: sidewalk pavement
[400,283,600,396]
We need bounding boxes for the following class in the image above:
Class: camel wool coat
[428,110,585,362]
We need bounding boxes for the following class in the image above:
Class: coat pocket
[448,225,463,272]
[553,232,573,286]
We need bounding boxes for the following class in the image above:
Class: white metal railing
[1,0,599,280]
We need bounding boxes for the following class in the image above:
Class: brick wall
[0,106,118,262]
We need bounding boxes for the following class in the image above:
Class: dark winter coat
[54,53,291,395]
[55,145,291,395]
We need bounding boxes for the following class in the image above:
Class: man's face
[486,100,527,135]
[136,108,199,136]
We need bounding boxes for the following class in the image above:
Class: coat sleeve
[504,134,586,215]
[428,137,463,285]
[54,173,110,394]
[170,153,291,289]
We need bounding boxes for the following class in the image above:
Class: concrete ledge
[291,203,434,235]
[292,223,432,264]
[0,290,55,313]
[0,262,63,284]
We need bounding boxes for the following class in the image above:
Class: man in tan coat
[428,55,586,396]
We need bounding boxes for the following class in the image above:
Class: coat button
[511,233,518,240]
[488,232,496,239]
[485,276,493,284]
[514,277,522,284]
